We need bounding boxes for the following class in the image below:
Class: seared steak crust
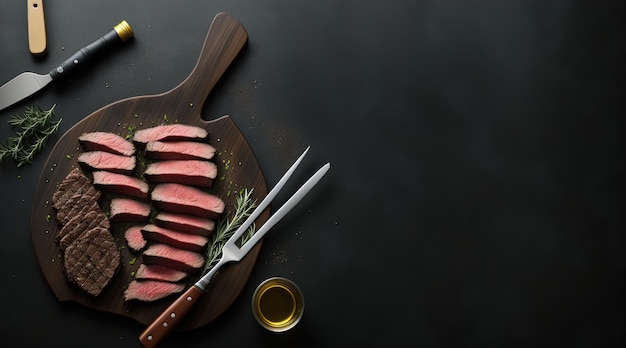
[52,169,102,225]
[53,167,120,297]
[57,210,110,251]
[64,227,121,297]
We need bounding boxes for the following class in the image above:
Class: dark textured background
[0,1,624,347]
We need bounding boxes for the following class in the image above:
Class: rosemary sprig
[0,104,62,167]
[203,188,257,273]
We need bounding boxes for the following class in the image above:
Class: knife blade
[0,20,134,112]
[139,147,331,347]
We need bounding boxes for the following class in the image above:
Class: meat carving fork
[139,146,330,347]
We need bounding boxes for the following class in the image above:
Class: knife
[0,20,134,112]
[139,147,331,347]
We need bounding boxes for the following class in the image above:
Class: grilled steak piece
[142,243,206,273]
[64,227,121,297]
[124,279,185,302]
[52,168,102,225]
[132,124,208,147]
[93,171,150,200]
[151,183,224,219]
[77,151,136,175]
[141,224,209,252]
[144,160,217,188]
[145,141,216,161]
[57,210,109,251]
[79,131,136,156]
[52,168,93,209]
[134,264,189,283]
[109,198,151,223]
[154,211,215,236]
[124,225,147,251]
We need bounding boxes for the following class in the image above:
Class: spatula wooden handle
[27,0,47,56]
[138,286,204,348]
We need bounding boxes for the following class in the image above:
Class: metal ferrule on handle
[48,20,133,80]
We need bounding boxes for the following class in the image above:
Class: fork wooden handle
[139,286,204,348]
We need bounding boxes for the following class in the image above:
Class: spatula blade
[0,72,52,111]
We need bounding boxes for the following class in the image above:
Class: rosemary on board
[203,188,258,273]
[0,104,62,167]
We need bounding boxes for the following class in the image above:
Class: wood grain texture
[30,13,268,330]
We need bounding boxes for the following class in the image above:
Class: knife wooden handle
[27,0,47,56]
[48,20,134,80]
[138,286,204,348]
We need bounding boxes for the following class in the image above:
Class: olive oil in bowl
[252,277,304,332]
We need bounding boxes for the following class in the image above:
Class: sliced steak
[110,198,151,223]
[77,151,136,175]
[144,160,217,188]
[145,141,216,161]
[52,168,101,225]
[154,211,215,236]
[55,194,101,226]
[132,124,208,147]
[124,279,185,302]
[141,224,209,252]
[79,131,136,156]
[151,183,224,219]
[52,168,92,209]
[134,264,189,283]
[142,243,205,273]
[57,210,109,251]
[64,227,121,297]
[124,225,147,252]
[93,171,150,200]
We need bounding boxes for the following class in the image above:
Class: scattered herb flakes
[129,257,137,265]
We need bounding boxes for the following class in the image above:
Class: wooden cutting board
[30,13,269,331]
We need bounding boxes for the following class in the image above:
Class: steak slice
[93,171,150,200]
[124,225,147,252]
[134,264,189,283]
[57,209,109,251]
[141,224,209,252]
[109,198,151,223]
[124,279,185,302]
[145,141,216,161]
[63,227,121,297]
[154,211,215,236]
[132,124,208,146]
[52,168,101,221]
[52,168,89,208]
[79,131,136,156]
[55,187,102,226]
[144,160,217,188]
[151,183,224,219]
[142,243,205,273]
[77,151,136,175]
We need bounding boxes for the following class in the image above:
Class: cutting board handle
[171,13,248,112]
